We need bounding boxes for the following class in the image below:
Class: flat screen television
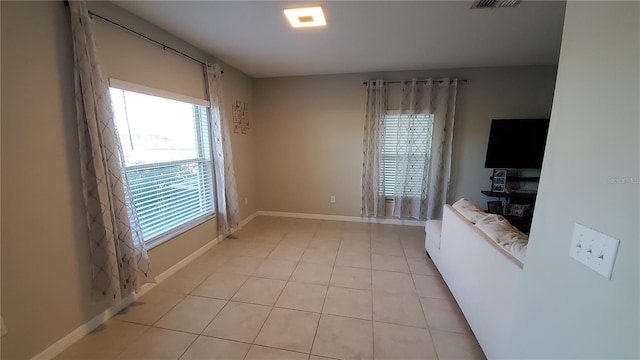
[484,118,550,169]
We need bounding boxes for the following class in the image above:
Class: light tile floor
[56,216,485,360]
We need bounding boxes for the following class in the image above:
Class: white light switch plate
[569,223,620,279]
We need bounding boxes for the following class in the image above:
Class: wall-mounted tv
[484,118,550,169]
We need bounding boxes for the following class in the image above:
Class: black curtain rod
[362,79,467,85]
[64,2,222,73]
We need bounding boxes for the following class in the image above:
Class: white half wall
[507,1,639,358]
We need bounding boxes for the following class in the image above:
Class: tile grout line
[406,234,440,360]
[175,332,199,360]
[240,230,289,360]
[370,229,376,360]
[246,228,310,356]
[113,219,463,360]
[309,231,336,358]
[108,324,154,360]
[194,237,284,344]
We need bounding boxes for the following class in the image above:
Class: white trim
[30,283,153,360]
[153,235,224,283]
[256,210,425,227]
[109,78,210,107]
[31,211,259,360]
[239,211,260,228]
[31,210,420,360]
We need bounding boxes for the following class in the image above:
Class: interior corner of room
[1,1,638,360]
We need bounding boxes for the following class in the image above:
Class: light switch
[569,223,620,279]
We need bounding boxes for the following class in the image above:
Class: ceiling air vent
[472,0,519,9]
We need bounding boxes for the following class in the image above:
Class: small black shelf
[481,190,537,199]
[489,176,540,182]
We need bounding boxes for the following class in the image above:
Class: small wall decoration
[513,204,525,217]
[232,100,249,134]
[487,200,503,215]
[491,168,507,193]
[504,204,526,217]
[504,204,513,216]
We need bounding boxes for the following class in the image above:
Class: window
[380,113,434,197]
[109,81,214,244]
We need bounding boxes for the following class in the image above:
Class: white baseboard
[153,235,224,283]
[256,210,425,227]
[239,211,259,228]
[31,209,415,359]
[32,212,259,360]
[31,283,156,360]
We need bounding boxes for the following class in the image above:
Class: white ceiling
[113,1,566,78]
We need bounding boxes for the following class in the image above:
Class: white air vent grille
[474,0,497,8]
[472,0,519,9]
[497,0,520,7]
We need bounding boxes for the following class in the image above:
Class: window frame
[109,79,216,249]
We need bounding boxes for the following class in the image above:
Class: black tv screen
[484,119,550,169]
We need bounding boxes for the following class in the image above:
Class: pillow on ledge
[475,215,529,263]
[452,198,486,223]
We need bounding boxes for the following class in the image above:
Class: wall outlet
[330,196,336,203]
[569,223,620,279]
[244,197,248,205]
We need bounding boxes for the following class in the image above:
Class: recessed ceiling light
[283,6,326,28]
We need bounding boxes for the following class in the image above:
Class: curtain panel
[69,1,153,303]
[361,78,458,220]
[392,79,458,220]
[361,80,387,217]
[205,64,241,237]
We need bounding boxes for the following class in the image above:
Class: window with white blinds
[109,84,214,244]
[380,113,434,197]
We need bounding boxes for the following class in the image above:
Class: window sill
[144,213,216,251]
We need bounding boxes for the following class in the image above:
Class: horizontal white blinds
[380,113,434,197]
[110,86,214,242]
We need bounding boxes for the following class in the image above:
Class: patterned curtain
[361,80,387,217]
[69,1,153,303]
[205,64,241,237]
[392,79,458,220]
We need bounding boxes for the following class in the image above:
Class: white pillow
[475,215,529,262]
[452,198,486,223]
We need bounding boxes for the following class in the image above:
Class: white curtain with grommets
[205,64,241,237]
[69,0,154,303]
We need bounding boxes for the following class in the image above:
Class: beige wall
[253,66,557,216]
[507,1,639,358]
[87,2,260,223]
[0,2,256,359]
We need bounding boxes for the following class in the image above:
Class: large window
[110,81,214,244]
[380,113,434,197]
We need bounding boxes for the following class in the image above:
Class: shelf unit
[482,174,540,234]
[480,190,537,199]
[489,176,540,182]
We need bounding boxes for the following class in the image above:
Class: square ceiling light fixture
[284,6,326,28]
